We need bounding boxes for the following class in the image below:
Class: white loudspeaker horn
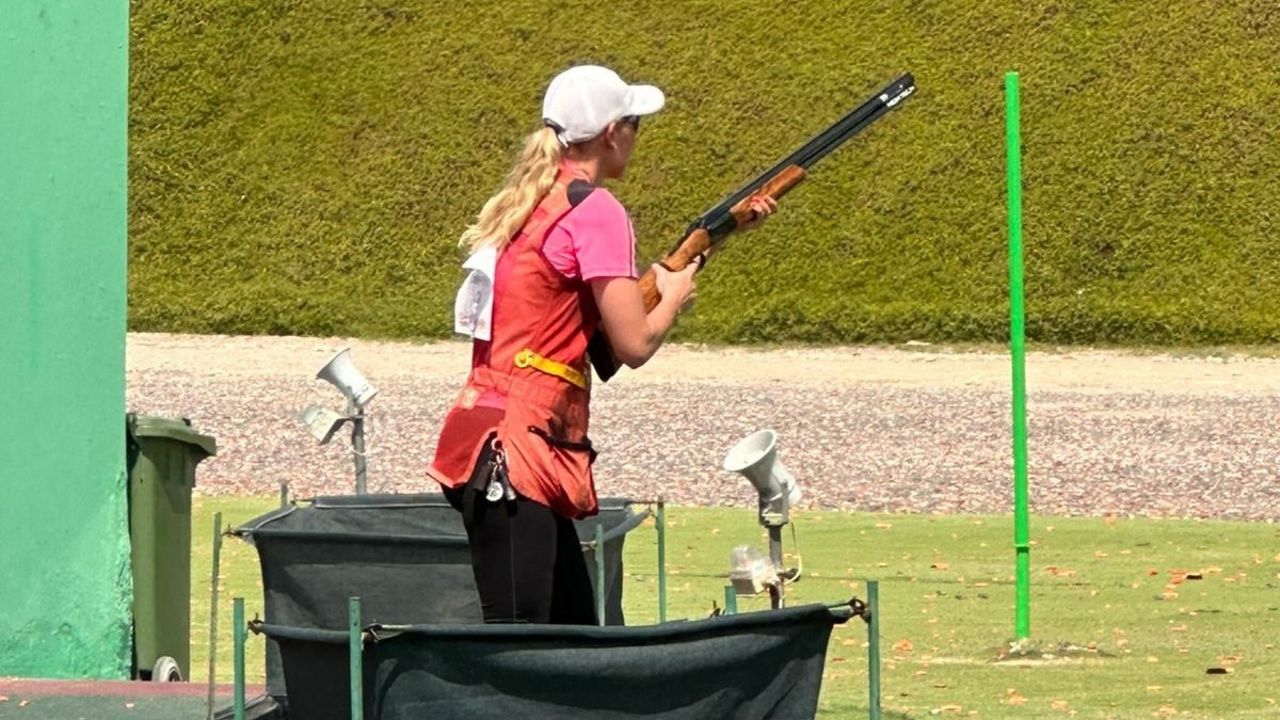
[722,429,802,526]
[317,347,378,408]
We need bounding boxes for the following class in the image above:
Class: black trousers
[445,441,597,625]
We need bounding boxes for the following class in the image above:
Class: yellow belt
[513,348,588,390]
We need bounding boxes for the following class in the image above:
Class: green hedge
[128,1,1280,344]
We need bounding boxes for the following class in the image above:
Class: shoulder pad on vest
[567,179,596,208]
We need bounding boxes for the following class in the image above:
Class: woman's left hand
[737,195,779,232]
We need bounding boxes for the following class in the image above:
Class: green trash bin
[126,413,217,682]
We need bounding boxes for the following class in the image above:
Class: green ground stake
[656,497,667,623]
[233,598,245,720]
[206,513,222,720]
[595,524,606,626]
[1006,70,1031,641]
[349,597,363,720]
[867,580,881,720]
[723,585,737,615]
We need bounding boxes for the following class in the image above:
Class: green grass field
[191,497,1280,719]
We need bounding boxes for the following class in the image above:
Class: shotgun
[590,73,917,381]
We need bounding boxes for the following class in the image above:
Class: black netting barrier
[256,602,851,720]
[228,494,646,714]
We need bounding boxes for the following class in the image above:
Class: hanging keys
[484,462,504,503]
[484,444,510,503]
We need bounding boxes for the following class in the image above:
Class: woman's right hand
[653,261,698,313]
[590,259,700,370]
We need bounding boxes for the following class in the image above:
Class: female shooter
[428,65,775,624]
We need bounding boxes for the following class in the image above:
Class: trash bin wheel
[152,656,182,682]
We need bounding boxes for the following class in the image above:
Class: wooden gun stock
[637,164,807,311]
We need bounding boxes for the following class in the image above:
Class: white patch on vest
[454,246,497,340]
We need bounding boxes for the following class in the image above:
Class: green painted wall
[0,1,132,678]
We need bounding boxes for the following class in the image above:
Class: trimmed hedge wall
[129,1,1280,344]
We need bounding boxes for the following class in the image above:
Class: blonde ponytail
[460,126,563,253]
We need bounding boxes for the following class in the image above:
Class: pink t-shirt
[542,187,639,281]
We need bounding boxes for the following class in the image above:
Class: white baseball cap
[541,65,665,146]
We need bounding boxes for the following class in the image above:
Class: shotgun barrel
[589,73,917,381]
[678,73,916,249]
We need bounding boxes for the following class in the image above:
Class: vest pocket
[497,400,598,517]
[528,425,598,464]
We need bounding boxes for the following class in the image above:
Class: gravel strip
[126,334,1280,520]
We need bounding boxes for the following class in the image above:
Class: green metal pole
[867,580,881,720]
[595,524,606,626]
[657,497,667,623]
[349,597,363,720]
[723,585,737,615]
[232,598,245,720]
[206,513,222,720]
[1006,71,1031,641]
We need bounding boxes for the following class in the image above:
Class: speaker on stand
[305,347,379,494]
[723,429,803,609]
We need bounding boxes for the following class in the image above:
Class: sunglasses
[620,115,641,132]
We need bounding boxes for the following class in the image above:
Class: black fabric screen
[257,603,850,720]
[229,494,645,712]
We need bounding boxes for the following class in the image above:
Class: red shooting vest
[428,169,601,519]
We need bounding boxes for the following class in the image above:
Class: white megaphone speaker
[722,429,802,527]
[316,347,378,409]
